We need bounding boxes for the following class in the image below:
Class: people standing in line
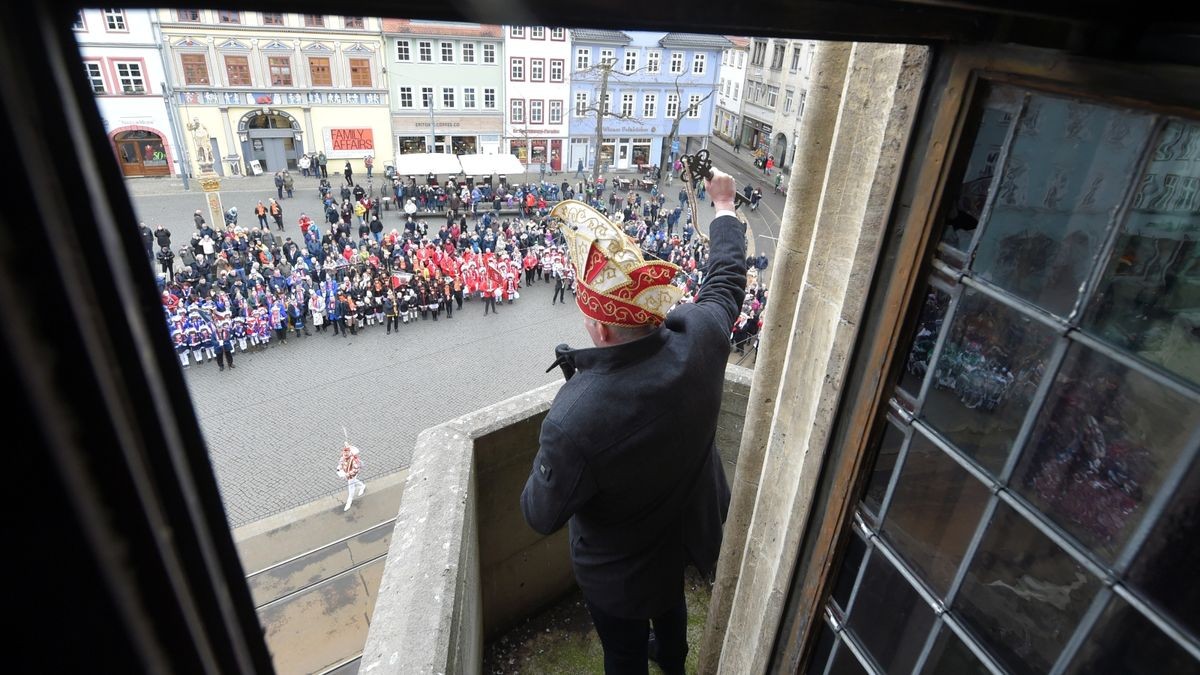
[269,198,284,231]
[283,170,295,199]
[274,171,285,199]
[318,151,329,178]
[336,442,366,512]
[255,201,268,229]
[364,154,374,180]
[299,153,312,178]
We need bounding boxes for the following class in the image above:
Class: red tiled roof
[381,18,501,38]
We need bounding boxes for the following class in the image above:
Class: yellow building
[157,10,391,179]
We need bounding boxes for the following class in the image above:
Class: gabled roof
[381,18,501,38]
[659,33,734,50]
[727,36,750,49]
[570,28,632,44]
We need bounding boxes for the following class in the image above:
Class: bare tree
[578,58,650,186]
[661,73,716,179]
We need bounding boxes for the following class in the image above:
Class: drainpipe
[151,10,189,190]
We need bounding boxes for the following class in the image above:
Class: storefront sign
[322,127,376,158]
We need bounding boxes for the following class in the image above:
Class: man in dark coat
[521,171,744,674]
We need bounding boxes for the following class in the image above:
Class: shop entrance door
[617,138,631,170]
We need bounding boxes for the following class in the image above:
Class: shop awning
[390,153,463,177]
[457,154,526,177]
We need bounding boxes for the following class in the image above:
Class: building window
[261,12,283,26]
[104,8,127,31]
[575,91,588,117]
[603,93,612,114]
[738,51,746,68]
[791,45,802,71]
[809,84,1196,675]
[177,9,200,23]
[349,58,371,87]
[344,16,365,29]
[783,88,794,114]
[549,100,562,123]
[531,27,545,39]
[600,49,615,67]
[771,43,785,69]
[551,28,565,40]
[483,88,496,108]
[665,93,679,119]
[180,53,209,85]
[216,10,239,25]
[510,57,524,81]
[84,62,105,94]
[399,87,413,108]
[647,50,661,74]
[115,61,145,94]
[669,51,683,75]
[643,92,657,117]
[692,53,706,75]
[463,87,476,109]
[620,92,634,117]
[72,10,85,29]
[442,87,455,108]
[303,15,324,28]
[576,48,590,71]
[751,40,766,66]
[722,49,729,65]
[441,42,454,63]
[687,94,702,118]
[530,99,543,124]
[624,49,638,74]
[462,43,475,63]
[530,58,544,81]
[550,59,564,82]
[225,55,251,86]
[733,82,739,100]
[418,41,432,62]
[268,56,292,86]
[511,99,524,123]
[396,40,410,61]
[421,87,433,108]
[483,44,496,63]
[510,26,525,38]
[766,85,778,108]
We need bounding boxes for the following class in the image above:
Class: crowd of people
[137,169,768,372]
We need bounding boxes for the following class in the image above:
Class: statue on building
[187,117,214,173]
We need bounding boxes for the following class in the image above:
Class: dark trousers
[338,318,349,336]
[552,281,566,305]
[525,268,535,286]
[585,595,687,675]
[454,291,463,310]
[215,348,234,369]
[444,299,453,318]
[331,318,340,334]
[484,295,497,315]
[386,315,398,332]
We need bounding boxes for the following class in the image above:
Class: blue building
[567,30,730,173]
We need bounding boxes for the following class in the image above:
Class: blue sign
[671,139,680,153]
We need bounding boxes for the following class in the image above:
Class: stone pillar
[200,177,224,230]
[697,41,852,675]
[715,43,929,673]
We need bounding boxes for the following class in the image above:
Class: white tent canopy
[457,153,526,177]
[390,153,462,177]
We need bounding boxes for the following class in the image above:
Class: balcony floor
[483,569,713,674]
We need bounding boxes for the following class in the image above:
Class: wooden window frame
[771,43,1200,673]
[267,56,292,87]
[303,15,325,28]
[308,56,332,87]
[179,52,209,86]
[344,16,365,29]
[224,55,251,87]
[216,10,240,25]
[348,58,371,88]
[176,9,200,23]
[261,12,283,26]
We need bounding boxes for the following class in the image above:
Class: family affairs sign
[323,128,375,158]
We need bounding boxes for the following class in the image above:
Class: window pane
[971,95,1157,317]
[805,621,838,675]
[1065,596,1197,674]
[920,624,991,675]
[899,285,951,398]
[1126,452,1200,636]
[846,552,937,673]
[831,528,868,613]
[827,644,868,675]
[861,419,905,518]
[1082,119,1200,386]
[940,84,1022,252]
[882,433,991,597]
[923,288,1057,474]
[955,502,1101,675]
[1012,344,1200,562]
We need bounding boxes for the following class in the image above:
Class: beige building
[157,9,392,178]
[741,38,817,169]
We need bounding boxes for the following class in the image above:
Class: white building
[73,8,181,177]
[502,25,571,172]
[713,37,748,145]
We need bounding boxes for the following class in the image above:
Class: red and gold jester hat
[551,199,683,327]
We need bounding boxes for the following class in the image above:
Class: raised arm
[693,169,748,329]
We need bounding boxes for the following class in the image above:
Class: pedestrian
[318,151,329,178]
[299,153,311,178]
[274,171,284,199]
[344,161,353,187]
[733,138,740,153]
[157,246,175,276]
[520,170,744,674]
[364,154,374,179]
[336,441,366,512]
[193,209,206,229]
[255,201,268,229]
[283,170,295,198]
[214,321,235,371]
[765,155,775,176]
[269,198,284,231]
